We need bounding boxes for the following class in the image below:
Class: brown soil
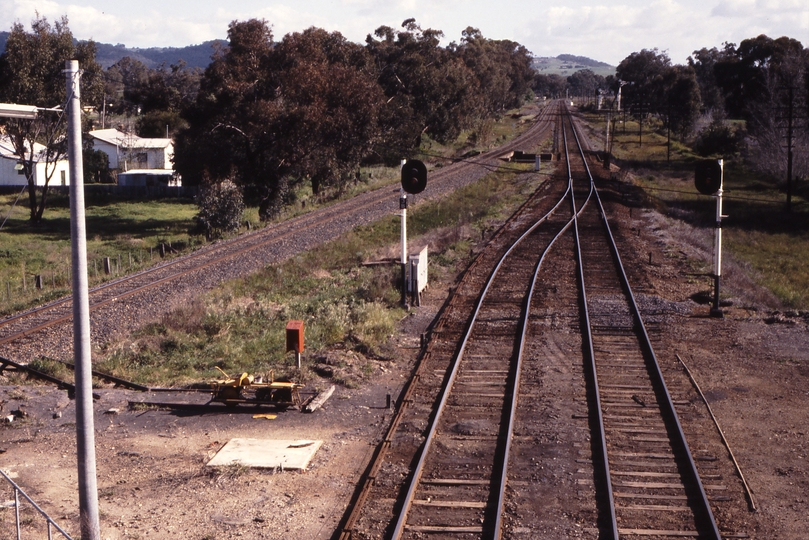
[1,166,807,539]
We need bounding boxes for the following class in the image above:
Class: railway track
[0,102,559,359]
[336,104,746,539]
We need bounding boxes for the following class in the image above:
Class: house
[88,129,174,173]
[0,134,71,187]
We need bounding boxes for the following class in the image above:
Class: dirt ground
[1,169,808,539]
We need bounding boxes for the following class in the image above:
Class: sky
[0,0,807,66]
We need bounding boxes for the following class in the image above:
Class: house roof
[89,129,172,150]
[0,134,49,162]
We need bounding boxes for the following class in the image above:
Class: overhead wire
[0,72,75,231]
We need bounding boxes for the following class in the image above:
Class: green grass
[0,191,200,315]
[592,110,809,309]
[93,163,546,387]
[0,100,547,317]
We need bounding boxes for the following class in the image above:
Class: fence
[0,184,198,199]
[0,468,73,539]
[1,244,179,310]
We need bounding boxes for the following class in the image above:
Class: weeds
[95,157,544,387]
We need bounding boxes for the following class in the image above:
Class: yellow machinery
[206,368,303,409]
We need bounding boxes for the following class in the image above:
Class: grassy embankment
[580,110,809,309]
[5,102,550,387]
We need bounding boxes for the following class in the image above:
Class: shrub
[194,179,245,237]
[693,120,744,157]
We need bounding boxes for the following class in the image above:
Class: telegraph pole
[66,59,101,540]
[786,86,794,212]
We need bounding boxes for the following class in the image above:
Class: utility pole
[786,86,794,212]
[66,59,101,540]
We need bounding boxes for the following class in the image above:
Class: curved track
[336,104,737,539]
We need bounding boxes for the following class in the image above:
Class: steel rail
[333,101,564,540]
[493,121,594,537]
[391,109,572,539]
[566,105,722,539]
[0,105,557,349]
[563,109,619,539]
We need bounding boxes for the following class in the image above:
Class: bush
[693,120,744,157]
[194,180,245,237]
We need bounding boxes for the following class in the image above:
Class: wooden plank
[303,385,334,413]
[614,492,688,500]
[612,452,673,459]
[618,528,700,536]
[613,481,684,489]
[406,525,484,533]
[621,504,690,511]
[421,479,489,485]
[413,500,486,508]
[613,471,683,478]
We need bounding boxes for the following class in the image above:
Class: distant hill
[532,54,615,77]
[93,40,225,69]
[0,32,224,70]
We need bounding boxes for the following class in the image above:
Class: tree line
[537,37,809,199]
[1,15,807,224]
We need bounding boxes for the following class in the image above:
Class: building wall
[0,157,70,186]
[93,140,121,169]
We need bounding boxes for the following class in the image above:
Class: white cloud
[1,0,805,65]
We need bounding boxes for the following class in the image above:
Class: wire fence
[0,244,178,312]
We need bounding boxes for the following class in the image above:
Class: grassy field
[0,101,548,318]
[581,110,809,309]
[0,191,200,316]
[3,102,549,386]
[93,162,547,387]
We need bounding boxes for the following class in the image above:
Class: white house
[0,134,71,186]
[88,129,174,173]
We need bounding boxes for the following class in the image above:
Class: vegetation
[172,19,536,220]
[0,191,199,316]
[0,15,104,223]
[194,179,245,238]
[586,110,809,309]
[94,160,546,387]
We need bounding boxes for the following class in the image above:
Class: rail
[0,468,73,539]
[565,104,722,539]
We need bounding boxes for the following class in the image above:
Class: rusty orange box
[286,320,304,353]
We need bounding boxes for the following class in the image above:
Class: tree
[659,65,702,159]
[567,69,605,104]
[714,35,805,119]
[104,57,150,115]
[194,178,245,237]
[744,46,809,208]
[0,15,103,223]
[174,20,385,219]
[456,28,534,117]
[616,49,672,145]
[688,47,727,112]
[534,73,567,98]
[366,19,478,159]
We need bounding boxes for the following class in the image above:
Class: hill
[532,54,615,77]
[0,32,224,70]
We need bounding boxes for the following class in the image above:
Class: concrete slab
[206,438,323,471]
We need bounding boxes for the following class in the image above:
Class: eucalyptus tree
[174,19,384,219]
[0,15,103,223]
